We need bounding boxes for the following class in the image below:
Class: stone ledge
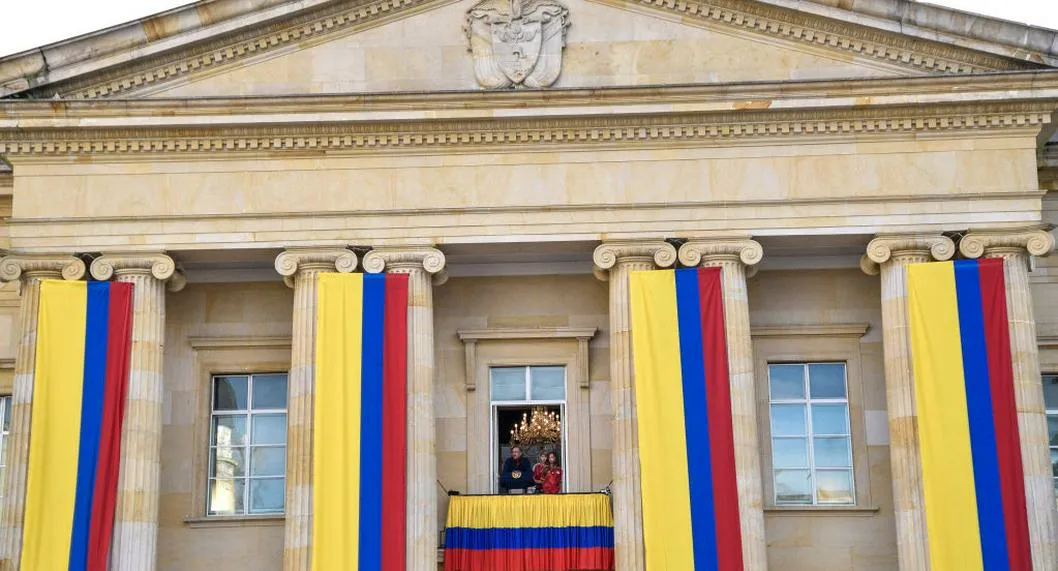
[764,505,881,516]
[183,514,285,528]
[188,335,293,350]
[751,323,870,338]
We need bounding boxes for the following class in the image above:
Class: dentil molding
[32,0,1035,100]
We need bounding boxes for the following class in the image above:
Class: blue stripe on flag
[445,526,615,550]
[675,268,718,571]
[358,274,386,570]
[953,260,1010,571]
[69,282,110,570]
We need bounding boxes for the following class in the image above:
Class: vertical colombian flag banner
[312,272,408,571]
[908,258,1032,571]
[630,267,744,571]
[20,280,133,571]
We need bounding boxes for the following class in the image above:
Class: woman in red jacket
[542,452,563,494]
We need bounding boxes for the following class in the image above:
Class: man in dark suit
[499,446,534,494]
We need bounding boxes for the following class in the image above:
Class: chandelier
[510,407,561,446]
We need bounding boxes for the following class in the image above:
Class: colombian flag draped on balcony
[20,281,133,571]
[311,273,409,571]
[629,267,744,570]
[907,259,1032,571]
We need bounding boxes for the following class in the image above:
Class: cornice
[41,0,461,100]
[0,101,1051,157]
[14,0,1042,100]
[598,0,1039,75]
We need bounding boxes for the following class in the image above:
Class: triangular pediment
[0,0,1049,99]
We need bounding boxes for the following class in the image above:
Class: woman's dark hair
[548,451,560,465]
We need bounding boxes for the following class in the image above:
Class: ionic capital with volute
[0,254,86,283]
[592,240,677,280]
[959,226,1056,260]
[90,253,186,291]
[362,246,446,283]
[860,234,956,275]
[275,247,358,288]
[677,238,763,268]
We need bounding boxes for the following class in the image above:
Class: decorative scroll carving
[592,240,676,273]
[959,227,1056,259]
[362,246,446,275]
[866,234,956,265]
[90,253,176,282]
[466,0,570,89]
[678,238,763,268]
[0,255,86,283]
[274,247,358,288]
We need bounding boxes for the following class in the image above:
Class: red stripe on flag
[87,282,133,571]
[381,274,409,571]
[443,547,614,571]
[978,258,1032,570]
[698,267,745,571]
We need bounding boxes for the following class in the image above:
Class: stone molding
[750,323,870,338]
[678,238,764,268]
[959,227,1056,259]
[592,240,678,274]
[90,253,186,291]
[362,246,446,274]
[1,103,1051,157]
[274,247,358,288]
[0,254,86,282]
[188,335,293,350]
[457,327,597,390]
[28,0,1035,100]
[860,234,956,275]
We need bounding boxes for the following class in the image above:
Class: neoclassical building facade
[0,0,1057,569]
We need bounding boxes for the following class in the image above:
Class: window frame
[487,365,569,494]
[1044,374,1057,508]
[207,372,289,517]
[767,362,855,506]
[753,325,876,512]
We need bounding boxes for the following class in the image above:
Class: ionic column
[274,248,358,571]
[362,246,446,571]
[88,253,184,571]
[592,240,676,571]
[861,234,955,571]
[960,228,1058,570]
[0,255,86,570]
[678,238,767,570]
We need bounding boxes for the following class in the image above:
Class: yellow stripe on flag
[907,262,983,571]
[312,273,364,571]
[630,270,695,570]
[20,280,88,570]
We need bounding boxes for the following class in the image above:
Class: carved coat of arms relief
[466,0,571,89]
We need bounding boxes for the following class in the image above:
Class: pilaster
[960,227,1058,571]
[678,238,767,571]
[88,253,183,571]
[362,246,445,571]
[0,255,86,571]
[274,247,358,571]
[861,234,956,571]
[592,240,676,571]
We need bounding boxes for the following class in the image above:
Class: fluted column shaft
[0,256,86,571]
[961,229,1058,570]
[679,239,767,570]
[593,240,676,571]
[275,248,357,571]
[90,254,182,571]
[363,246,445,571]
[862,235,955,571]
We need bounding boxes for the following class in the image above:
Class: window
[1045,374,1058,510]
[489,366,566,493]
[768,363,854,505]
[0,395,10,508]
[208,373,287,516]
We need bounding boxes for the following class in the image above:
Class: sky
[0,0,1056,57]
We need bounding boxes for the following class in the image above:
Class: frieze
[25,0,1037,100]
[0,103,1050,156]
